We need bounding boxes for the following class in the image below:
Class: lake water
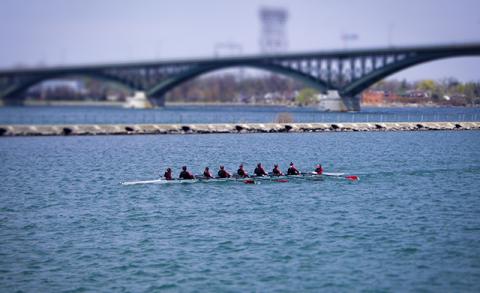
[0,105,479,124]
[1,130,479,292]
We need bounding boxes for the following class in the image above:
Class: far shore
[8,99,295,108]
[1,99,477,109]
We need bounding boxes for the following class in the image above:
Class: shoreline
[0,121,479,137]
[5,99,478,109]
[362,102,480,108]
[16,100,297,108]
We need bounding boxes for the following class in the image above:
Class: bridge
[1,43,479,111]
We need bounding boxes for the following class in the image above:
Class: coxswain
[254,163,268,176]
[217,165,231,178]
[315,164,323,175]
[287,162,300,175]
[237,164,249,178]
[203,167,213,179]
[179,166,195,179]
[272,164,284,176]
[164,168,173,180]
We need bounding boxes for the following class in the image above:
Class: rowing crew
[163,163,324,180]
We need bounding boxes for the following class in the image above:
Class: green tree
[463,83,477,106]
[295,88,318,106]
[399,79,409,94]
[416,79,436,92]
[455,83,466,95]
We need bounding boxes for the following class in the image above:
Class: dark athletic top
[179,170,194,179]
[272,167,283,176]
[287,166,300,175]
[164,171,173,180]
[218,169,231,178]
[237,168,248,177]
[203,170,213,178]
[254,166,267,176]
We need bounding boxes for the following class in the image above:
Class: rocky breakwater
[0,122,479,137]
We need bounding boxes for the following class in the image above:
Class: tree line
[370,78,480,106]
[22,73,480,107]
[166,72,304,104]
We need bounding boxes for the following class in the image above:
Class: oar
[305,171,359,181]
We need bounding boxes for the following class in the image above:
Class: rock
[62,127,72,135]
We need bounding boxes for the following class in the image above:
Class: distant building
[259,7,288,53]
[403,90,431,98]
[362,90,385,105]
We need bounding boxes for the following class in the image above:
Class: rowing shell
[121,172,359,186]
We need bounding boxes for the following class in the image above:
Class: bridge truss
[1,43,479,110]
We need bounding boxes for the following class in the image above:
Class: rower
[254,163,268,176]
[217,165,231,178]
[272,164,284,176]
[287,162,300,175]
[164,168,173,180]
[203,167,213,179]
[179,166,195,179]
[315,164,323,175]
[237,164,249,178]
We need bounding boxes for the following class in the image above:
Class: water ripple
[0,131,479,292]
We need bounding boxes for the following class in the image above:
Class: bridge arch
[146,62,333,100]
[342,54,480,97]
[2,71,137,100]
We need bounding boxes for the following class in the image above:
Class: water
[0,105,479,124]
[1,131,480,292]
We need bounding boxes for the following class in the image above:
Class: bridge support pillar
[317,90,360,112]
[124,91,154,109]
[341,95,361,112]
[148,95,166,107]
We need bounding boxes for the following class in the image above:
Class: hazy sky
[1,0,479,81]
